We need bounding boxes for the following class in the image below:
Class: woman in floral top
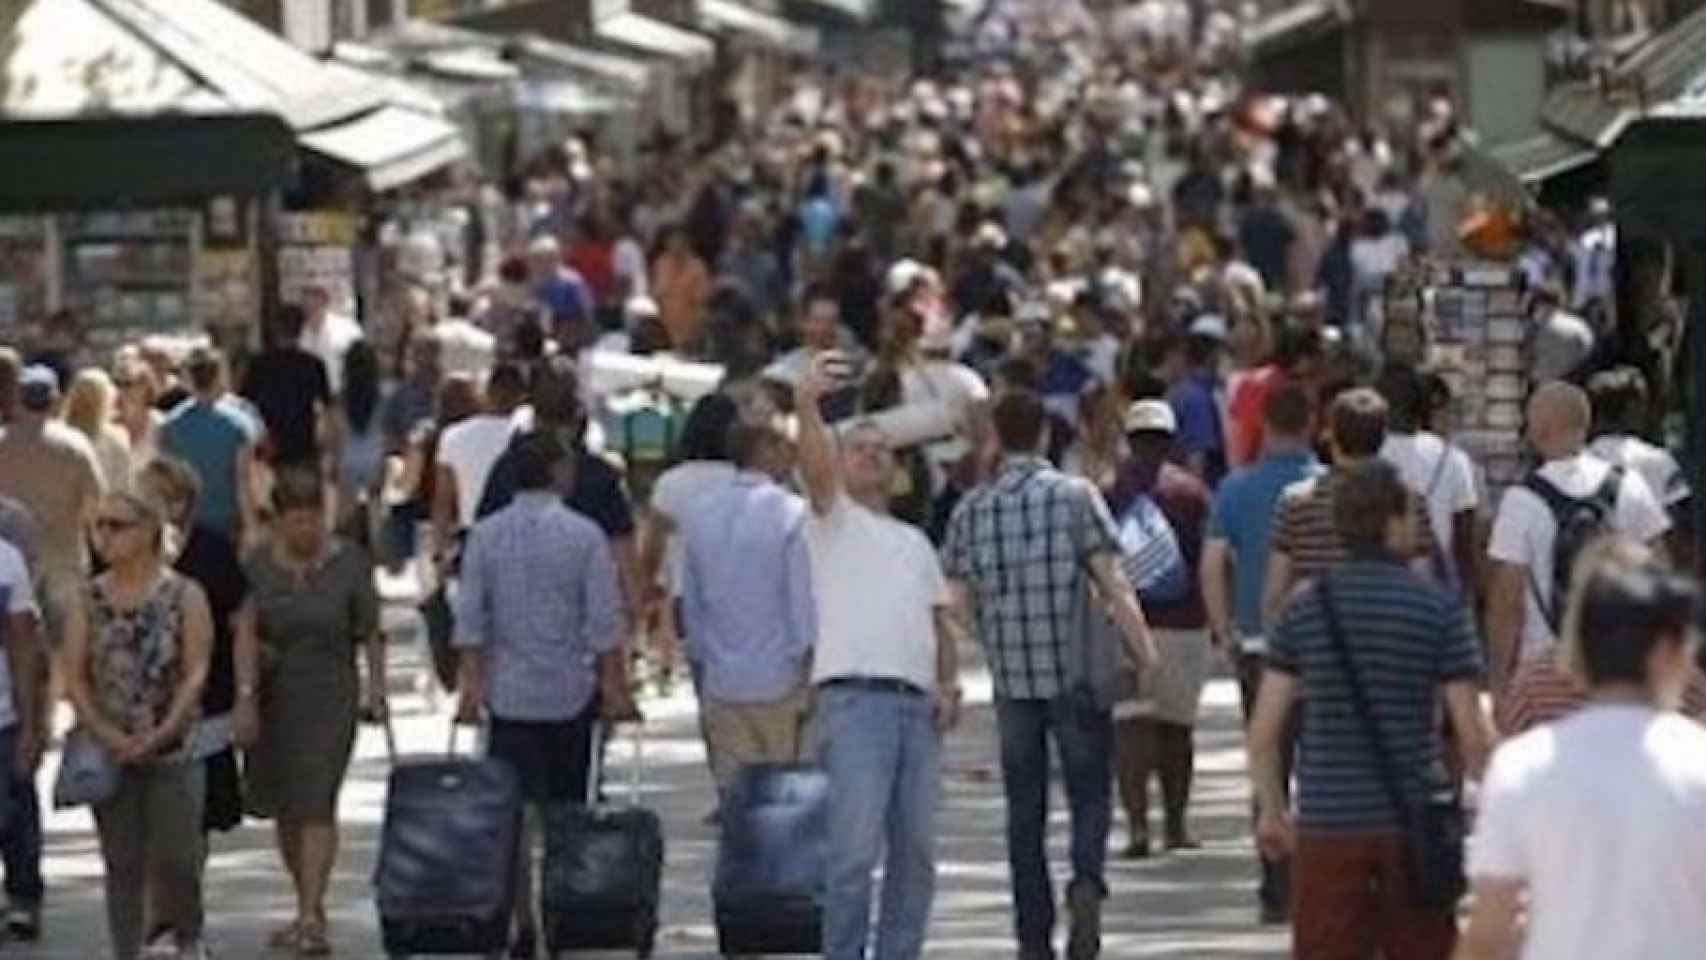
[62,490,212,960]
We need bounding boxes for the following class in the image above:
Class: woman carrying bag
[61,490,214,960]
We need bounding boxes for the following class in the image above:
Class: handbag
[1318,576,1467,910]
[53,726,119,809]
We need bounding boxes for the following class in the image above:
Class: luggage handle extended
[587,720,644,807]
[378,712,472,766]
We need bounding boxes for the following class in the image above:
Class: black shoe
[1123,836,1151,859]
[509,926,537,959]
[1164,833,1202,851]
[1258,901,1289,926]
[7,902,39,941]
[1066,879,1102,960]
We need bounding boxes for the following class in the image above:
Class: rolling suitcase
[541,723,663,958]
[712,764,830,955]
[373,719,522,960]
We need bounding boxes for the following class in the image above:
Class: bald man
[1485,382,1671,692]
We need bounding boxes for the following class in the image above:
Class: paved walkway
[13,599,1287,959]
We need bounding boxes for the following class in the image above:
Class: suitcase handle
[378,714,472,766]
[588,721,644,806]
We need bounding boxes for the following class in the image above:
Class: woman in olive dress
[244,467,383,956]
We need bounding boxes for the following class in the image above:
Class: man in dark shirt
[1107,400,1214,857]
[477,357,639,638]
[240,305,331,470]
[1238,181,1297,293]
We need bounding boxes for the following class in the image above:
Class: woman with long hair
[64,368,134,492]
[112,348,163,465]
[336,341,384,538]
[62,490,214,960]
[244,468,381,956]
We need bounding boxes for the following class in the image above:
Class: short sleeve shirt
[1267,559,1482,829]
[942,458,1121,700]
[1207,451,1323,639]
[1272,468,1439,588]
[241,347,331,466]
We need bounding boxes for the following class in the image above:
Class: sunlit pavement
[14,576,1287,959]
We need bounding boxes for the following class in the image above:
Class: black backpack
[1524,465,1623,632]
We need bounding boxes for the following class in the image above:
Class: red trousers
[1291,830,1456,960]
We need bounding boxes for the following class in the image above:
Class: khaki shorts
[702,683,812,792]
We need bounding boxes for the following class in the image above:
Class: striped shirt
[1269,556,1483,830]
[943,457,1121,700]
[1271,468,1438,585]
[1499,652,1706,734]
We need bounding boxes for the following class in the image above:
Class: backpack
[1115,493,1190,606]
[1525,465,1623,632]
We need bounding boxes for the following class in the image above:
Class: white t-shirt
[299,311,364,395]
[1469,705,1706,960]
[434,320,496,382]
[0,540,38,730]
[649,460,737,596]
[901,360,990,471]
[436,411,529,528]
[1590,434,1689,507]
[614,237,649,301]
[1488,452,1671,658]
[808,494,948,691]
[1380,432,1478,565]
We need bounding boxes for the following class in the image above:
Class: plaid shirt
[943,457,1121,700]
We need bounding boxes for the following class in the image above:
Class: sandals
[267,922,301,950]
[297,921,332,957]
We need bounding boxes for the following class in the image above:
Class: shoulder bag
[1318,576,1467,910]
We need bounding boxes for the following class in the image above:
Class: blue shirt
[798,197,840,256]
[158,398,257,538]
[1207,449,1323,637]
[1268,557,1482,830]
[455,491,623,722]
[678,471,815,703]
[1168,367,1225,463]
[536,269,593,322]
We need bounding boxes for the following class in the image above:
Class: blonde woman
[112,349,162,466]
[63,369,134,492]
[62,490,213,960]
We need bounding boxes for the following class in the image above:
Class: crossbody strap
[1317,576,1415,831]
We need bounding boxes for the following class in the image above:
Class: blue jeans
[819,684,940,960]
[0,726,43,906]
[994,696,1113,954]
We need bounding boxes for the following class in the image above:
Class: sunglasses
[93,517,143,535]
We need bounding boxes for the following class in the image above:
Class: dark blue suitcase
[373,722,522,959]
[712,764,829,955]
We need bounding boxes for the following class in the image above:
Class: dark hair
[529,355,582,428]
[798,281,836,310]
[271,465,325,515]
[1588,366,1649,437]
[1274,326,1323,372]
[997,356,1042,392]
[511,432,565,491]
[513,314,547,361]
[271,304,307,343]
[1184,333,1220,367]
[342,340,381,434]
[993,388,1047,454]
[1265,382,1313,436]
[1572,540,1702,688]
[675,393,740,463]
[727,421,782,470]
[498,256,529,285]
[185,346,223,393]
[1375,365,1426,432]
[1332,458,1410,550]
[1330,387,1389,457]
[486,362,529,405]
[859,366,904,412]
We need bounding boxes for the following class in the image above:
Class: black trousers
[487,708,597,805]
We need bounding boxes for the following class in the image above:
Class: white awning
[301,105,467,192]
[596,12,716,68]
[699,0,818,56]
[515,78,622,116]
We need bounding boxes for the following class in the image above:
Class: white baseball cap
[1123,399,1177,436]
[1188,313,1229,341]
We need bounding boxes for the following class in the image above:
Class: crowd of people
[2,2,1706,959]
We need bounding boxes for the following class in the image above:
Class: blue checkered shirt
[454,491,623,721]
[942,457,1121,700]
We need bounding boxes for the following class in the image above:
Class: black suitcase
[541,724,663,958]
[373,721,522,959]
[712,764,829,956]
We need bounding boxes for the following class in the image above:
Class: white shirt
[300,311,364,395]
[433,319,497,382]
[436,410,530,528]
[1380,432,1477,566]
[649,460,737,597]
[901,360,990,471]
[1469,705,1706,959]
[1571,223,1617,310]
[808,494,948,691]
[613,237,649,300]
[1488,452,1671,658]
[1590,434,1689,507]
[0,540,38,730]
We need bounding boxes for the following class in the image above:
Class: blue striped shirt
[454,491,623,722]
[1268,556,1482,830]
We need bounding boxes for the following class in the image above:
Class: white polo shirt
[808,494,947,692]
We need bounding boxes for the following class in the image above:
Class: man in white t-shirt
[1376,367,1479,600]
[299,285,363,396]
[432,363,532,554]
[1486,383,1670,689]
[1587,366,1690,512]
[1459,540,1706,960]
[795,356,962,960]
